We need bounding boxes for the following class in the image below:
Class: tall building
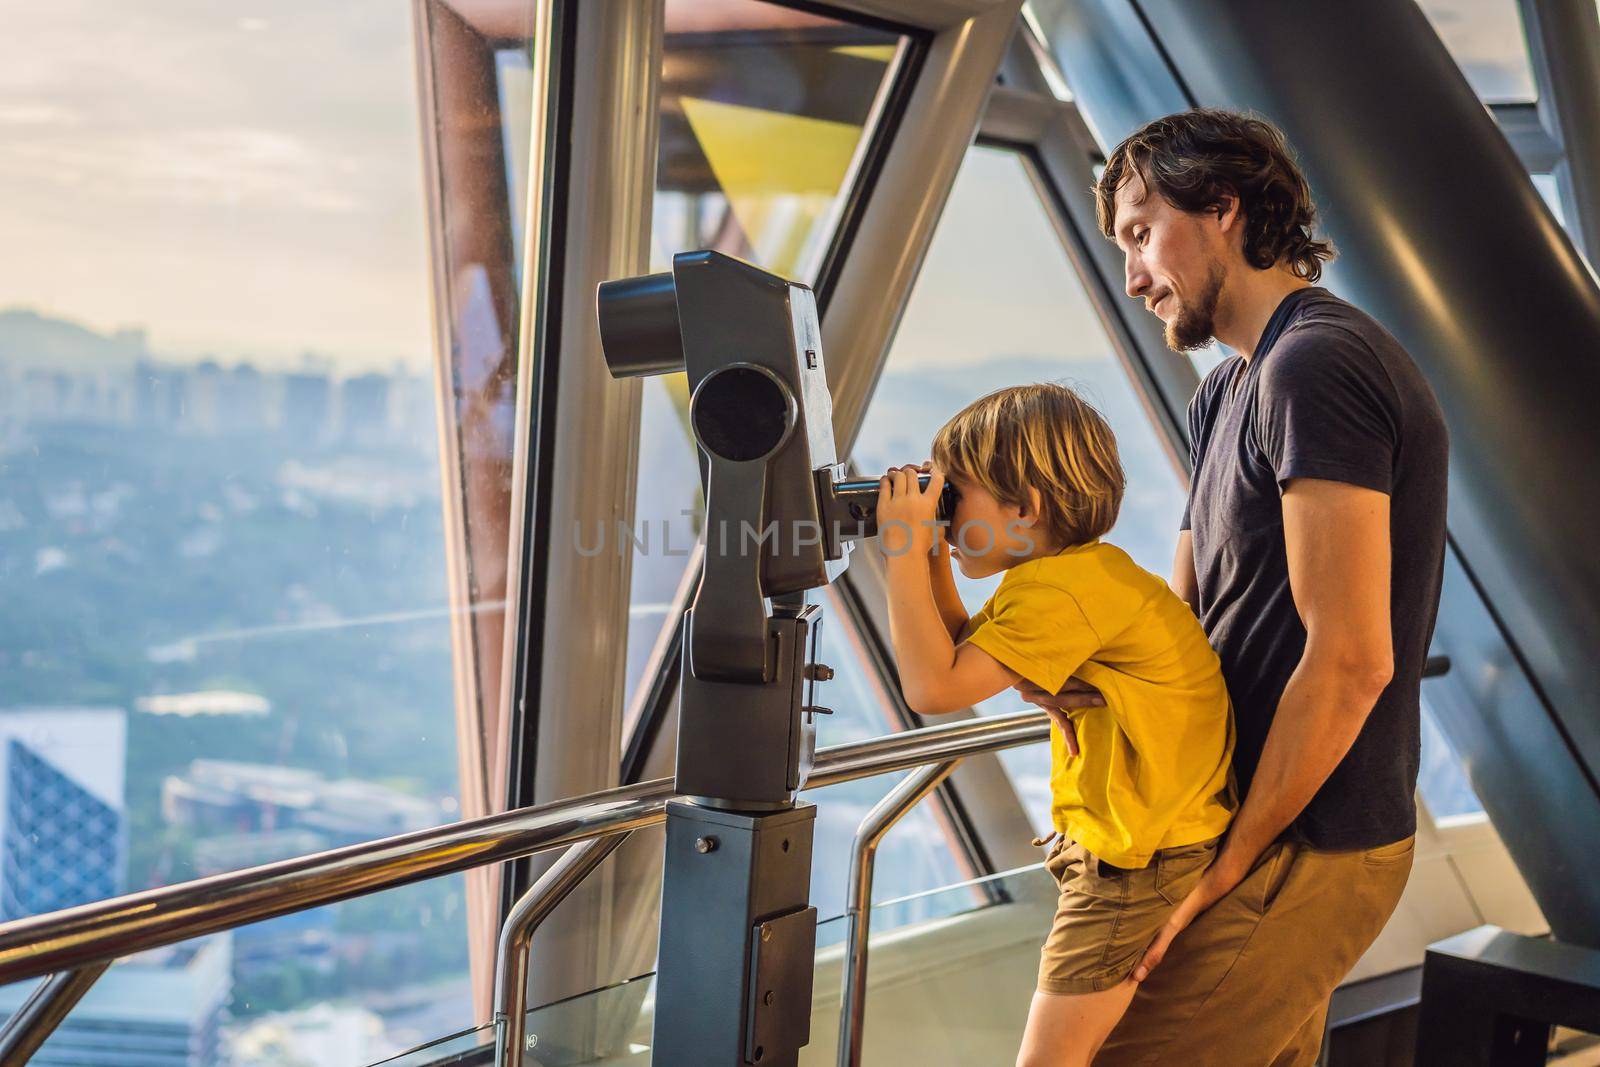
[134,360,190,427]
[162,759,442,845]
[281,370,333,444]
[0,708,127,921]
[340,371,392,444]
[220,363,266,432]
[0,935,232,1067]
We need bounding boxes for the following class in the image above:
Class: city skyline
[0,305,430,377]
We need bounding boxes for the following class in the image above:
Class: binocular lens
[691,365,795,462]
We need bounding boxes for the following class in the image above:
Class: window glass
[1415,552,1523,825]
[623,0,905,713]
[495,48,536,285]
[1187,342,1231,381]
[0,0,507,1047]
[853,145,1190,835]
[808,587,973,926]
[1419,697,1485,820]
[651,0,900,282]
[1416,0,1539,103]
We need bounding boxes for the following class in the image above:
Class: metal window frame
[412,0,566,1019]
[1513,0,1600,262]
[496,0,664,1013]
[1491,102,1563,174]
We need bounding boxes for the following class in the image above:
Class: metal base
[652,799,817,1067]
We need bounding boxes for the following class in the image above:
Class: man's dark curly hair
[1095,108,1335,282]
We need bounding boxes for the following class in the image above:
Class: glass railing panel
[368,864,1057,1067]
[813,863,1058,1066]
[368,973,654,1067]
[0,875,474,1066]
[367,1021,492,1067]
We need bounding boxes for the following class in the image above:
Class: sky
[0,0,1536,374]
[889,146,1117,370]
[0,0,433,370]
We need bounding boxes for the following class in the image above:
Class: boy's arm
[928,531,970,641]
[885,550,1017,715]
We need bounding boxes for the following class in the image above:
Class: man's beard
[1165,262,1225,351]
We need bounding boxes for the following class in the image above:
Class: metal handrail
[494,834,631,1067]
[0,710,1049,1060]
[0,963,109,1066]
[838,760,958,1067]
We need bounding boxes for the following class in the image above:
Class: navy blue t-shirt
[1183,286,1449,850]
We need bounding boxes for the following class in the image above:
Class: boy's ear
[1016,487,1043,526]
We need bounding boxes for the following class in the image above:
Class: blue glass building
[0,708,127,922]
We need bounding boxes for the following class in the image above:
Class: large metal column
[498,0,664,1021]
[1095,0,1600,944]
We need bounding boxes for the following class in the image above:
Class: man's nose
[1125,260,1151,300]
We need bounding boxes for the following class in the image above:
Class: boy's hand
[919,461,953,562]
[878,463,945,560]
[1013,679,1104,758]
[1041,705,1081,757]
[1014,678,1106,711]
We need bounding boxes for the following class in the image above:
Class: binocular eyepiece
[822,473,956,542]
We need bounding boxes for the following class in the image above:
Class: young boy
[875,383,1235,1067]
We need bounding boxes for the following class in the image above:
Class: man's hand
[1012,678,1105,757]
[1132,853,1249,982]
[878,464,944,559]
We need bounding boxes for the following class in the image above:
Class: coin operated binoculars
[597,251,949,1067]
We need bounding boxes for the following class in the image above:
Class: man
[1019,108,1449,1064]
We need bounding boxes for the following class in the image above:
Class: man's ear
[1213,193,1242,235]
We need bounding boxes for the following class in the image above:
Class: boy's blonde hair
[932,383,1125,547]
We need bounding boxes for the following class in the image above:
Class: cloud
[0,103,83,126]
[0,0,436,367]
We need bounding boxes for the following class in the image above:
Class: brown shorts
[1037,835,1221,996]
[1097,835,1416,1067]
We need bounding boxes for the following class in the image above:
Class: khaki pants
[1095,835,1415,1067]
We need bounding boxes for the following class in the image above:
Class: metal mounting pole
[837,759,959,1067]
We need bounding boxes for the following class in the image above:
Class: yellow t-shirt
[961,540,1235,868]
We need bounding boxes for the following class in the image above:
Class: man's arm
[1134,477,1393,980]
[1171,529,1200,614]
